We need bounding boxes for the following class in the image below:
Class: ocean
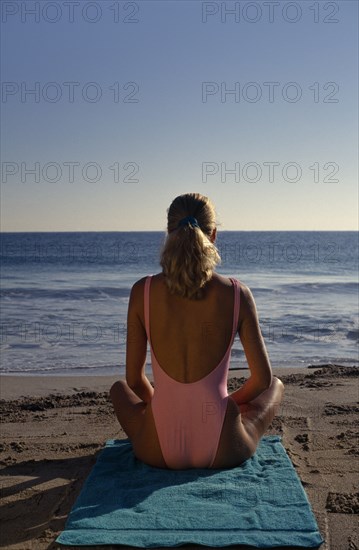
[0,231,358,376]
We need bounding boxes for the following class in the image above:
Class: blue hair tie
[177,216,200,229]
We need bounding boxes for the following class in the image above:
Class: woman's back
[144,272,241,383]
[144,272,241,468]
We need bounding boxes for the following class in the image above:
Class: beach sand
[0,365,358,550]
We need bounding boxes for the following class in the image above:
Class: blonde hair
[159,193,221,300]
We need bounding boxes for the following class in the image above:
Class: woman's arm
[230,283,273,405]
[125,279,154,404]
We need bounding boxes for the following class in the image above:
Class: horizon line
[0,229,357,234]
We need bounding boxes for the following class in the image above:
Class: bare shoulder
[131,276,148,290]
[211,272,251,297]
[130,277,145,294]
[238,281,256,309]
[210,275,256,330]
[128,276,149,310]
[209,274,255,326]
[129,273,164,304]
[210,272,236,288]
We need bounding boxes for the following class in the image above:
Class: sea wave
[279,281,358,293]
[0,286,130,300]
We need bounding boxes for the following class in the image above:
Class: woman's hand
[230,375,271,405]
[127,375,154,404]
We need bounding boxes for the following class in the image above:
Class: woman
[110,193,285,469]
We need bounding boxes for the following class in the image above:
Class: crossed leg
[109,380,147,440]
[211,376,285,468]
[109,380,166,467]
[232,376,285,446]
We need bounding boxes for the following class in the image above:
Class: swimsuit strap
[229,277,241,339]
[144,275,153,346]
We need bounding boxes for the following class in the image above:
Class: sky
[1,0,358,231]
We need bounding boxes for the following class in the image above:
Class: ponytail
[159,193,221,299]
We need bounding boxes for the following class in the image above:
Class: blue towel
[56,435,324,548]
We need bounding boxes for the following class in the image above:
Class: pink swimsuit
[144,275,241,469]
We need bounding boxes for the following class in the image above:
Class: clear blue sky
[1,0,358,231]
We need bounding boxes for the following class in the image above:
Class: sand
[0,364,358,550]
